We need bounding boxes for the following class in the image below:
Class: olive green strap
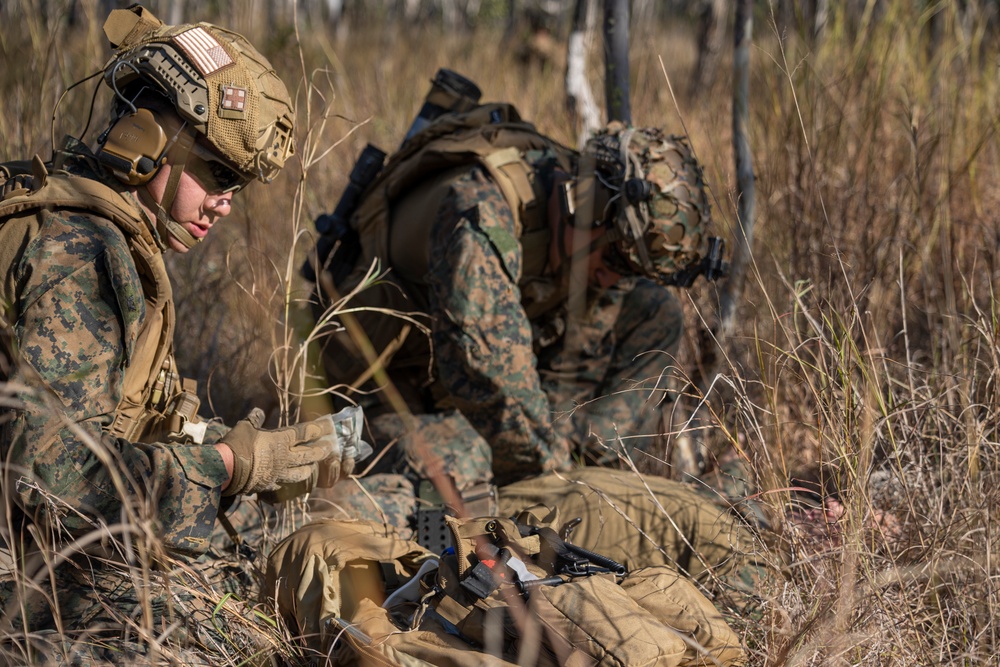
[158,130,200,249]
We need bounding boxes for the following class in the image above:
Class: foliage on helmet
[585,121,712,284]
[101,6,294,184]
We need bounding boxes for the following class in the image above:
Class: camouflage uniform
[0,5,310,662]
[313,157,685,554]
[341,158,684,492]
[429,164,682,476]
[0,151,228,549]
[0,149,246,662]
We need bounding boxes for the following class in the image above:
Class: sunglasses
[184,141,251,194]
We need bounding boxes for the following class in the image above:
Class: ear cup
[97,108,168,186]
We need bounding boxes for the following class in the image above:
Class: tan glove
[222,409,338,498]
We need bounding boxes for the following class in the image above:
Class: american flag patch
[221,85,247,111]
[174,27,233,76]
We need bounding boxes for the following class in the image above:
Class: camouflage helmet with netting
[101,5,294,184]
[584,122,712,285]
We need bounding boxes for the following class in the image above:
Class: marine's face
[143,161,233,253]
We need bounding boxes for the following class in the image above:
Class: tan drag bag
[264,519,434,656]
[497,467,773,611]
[264,516,746,666]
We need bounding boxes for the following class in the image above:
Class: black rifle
[666,236,729,288]
[517,524,626,578]
[302,143,386,284]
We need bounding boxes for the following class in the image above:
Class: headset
[96,107,170,186]
[95,64,175,187]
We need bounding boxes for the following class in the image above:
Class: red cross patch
[221,85,247,112]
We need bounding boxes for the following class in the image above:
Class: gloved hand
[222,408,338,498]
[246,406,373,504]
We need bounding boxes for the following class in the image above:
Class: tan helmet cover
[102,5,294,184]
[584,122,712,283]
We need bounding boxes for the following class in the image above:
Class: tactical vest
[0,156,202,443]
[315,104,581,399]
[353,102,576,315]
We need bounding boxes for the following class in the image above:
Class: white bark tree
[565,0,601,146]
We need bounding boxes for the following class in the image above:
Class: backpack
[352,102,574,275]
[264,515,746,666]
[307,102,580,397]
[307,102,574,289]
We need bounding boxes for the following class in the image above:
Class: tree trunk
[690,0,727,97]
[719,0,755,342]
[166,0,186,25]
[814,0,829,42]
[672,0,755,479]
[565,0,601,146]
[603,0,630,124]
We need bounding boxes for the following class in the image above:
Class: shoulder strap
[353,102,576,270]
[0,157,152,244]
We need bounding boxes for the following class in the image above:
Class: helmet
[101,6,294,185]
[582,122,712,285]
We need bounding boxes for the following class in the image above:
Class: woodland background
[2,0,1000,664]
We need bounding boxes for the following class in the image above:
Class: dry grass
[2,0,1000,664]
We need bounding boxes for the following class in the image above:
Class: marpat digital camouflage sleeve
[425,168,571,485]
[5,210,227,553]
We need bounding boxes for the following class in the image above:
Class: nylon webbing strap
[217,504,258,562]
[108,407,146,441]
[617,128,653,272]
[157,130,200,249]
[483,147,533,236]
[431,592,481,633]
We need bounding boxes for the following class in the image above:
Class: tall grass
[1,0,999,663]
